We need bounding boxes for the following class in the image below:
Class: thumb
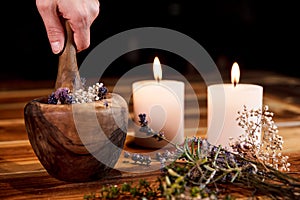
[36,1,65,54]
[44,19,65,54]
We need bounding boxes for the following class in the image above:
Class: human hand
[36,0,100,54]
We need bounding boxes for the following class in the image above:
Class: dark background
[2,0,300,82]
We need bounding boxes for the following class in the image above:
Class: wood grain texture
[24,94,128,182]
[22,20,130,183]
[0,70,300,199]
[54,21,82,91]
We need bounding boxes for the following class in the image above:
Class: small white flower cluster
[230,105,290,172]
[72,83,105,103]
[259,105,290,171]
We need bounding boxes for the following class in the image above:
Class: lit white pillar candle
[207,62,263,149]
[132,57,185,148]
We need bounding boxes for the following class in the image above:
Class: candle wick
[234,81,237,87]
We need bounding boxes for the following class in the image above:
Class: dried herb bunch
[84,106,300,200]
[230,105,290,172]
[48,78,108,104]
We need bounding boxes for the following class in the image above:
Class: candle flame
[231,62,240,87]
[153,56,162,82]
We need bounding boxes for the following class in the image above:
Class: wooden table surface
[1,70,300,199]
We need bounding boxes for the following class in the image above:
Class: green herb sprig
[84,106,300,199]
[83,179,163,199]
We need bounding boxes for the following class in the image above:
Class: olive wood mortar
[24,22,128,182]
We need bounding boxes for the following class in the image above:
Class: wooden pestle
[55,21,83,91]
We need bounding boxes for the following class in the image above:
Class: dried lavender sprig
[137,113,300,199]
[138,113,180,147]
[163,138,300,199]
[86,108,300,199]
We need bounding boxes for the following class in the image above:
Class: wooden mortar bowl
[24,93,128,182]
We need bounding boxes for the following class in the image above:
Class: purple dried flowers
[85,109,300,199]
[97,84,108,100]
[138,113,167,142]
[47,82,108,105]
[127,112,299,199]
[48,87,73,104]
[123,152,152,166]
[138,113,148,127]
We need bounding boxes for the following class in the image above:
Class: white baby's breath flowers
[48,79,108,105]
[230,105,290,172]
[72,82,107,104]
